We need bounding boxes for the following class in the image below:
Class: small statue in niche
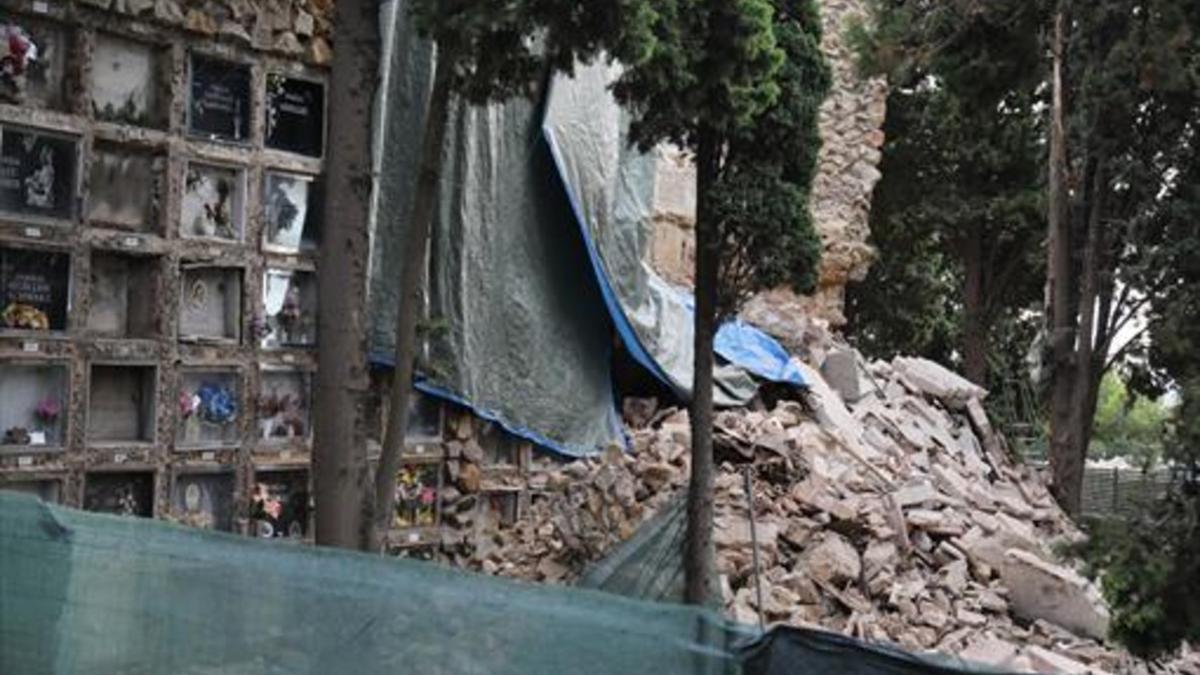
[276,281,303,342]
[0,24,38,104]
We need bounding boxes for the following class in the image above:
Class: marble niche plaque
[265,74,324,157]
[188,54,251,143]
[0,246,69,332]
[0,125,78,222]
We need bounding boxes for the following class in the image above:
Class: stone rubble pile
[451,341,1196,675]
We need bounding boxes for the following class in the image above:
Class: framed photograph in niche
[181,162,244,241]
[188,54,250,143]
[393,462,440,528]
[0,362,67,450]
[257,369,310,443]
[263,171,317,253]
[176,370,240,448]
[91,34,165,128]
[0,20,66,109]
[261,269,316,347]
[0,477,61,503]
[88,252,160,338]
[87,145,162,232]
[265,73,324,157]
[171,472,234,531]
[0,125,78,222]
[83,471,154,517]
[251,469,309,539]
[0,246,69,332]
[87,363,157,444]
[179,266,242,342]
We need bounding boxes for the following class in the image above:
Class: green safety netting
[0,492,743,674]
[0,491,1020,674]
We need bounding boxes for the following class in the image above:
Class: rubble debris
[440,331,1197,674]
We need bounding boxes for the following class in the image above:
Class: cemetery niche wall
[0,0,341,537]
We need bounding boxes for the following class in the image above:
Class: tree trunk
[962,229,987,387]
[1046,5,1082,514]
[684,129,720,606]
[368,47,457,552]
[313,0,378,549]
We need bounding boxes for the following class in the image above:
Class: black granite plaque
[0,247,69,331]
[0,125,77,221]
[189,54,251,142]
[265,74,324,157]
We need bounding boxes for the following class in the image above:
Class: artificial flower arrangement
[393,464,438,528]
[179,381,238,442]
[3,302,49,330]
[251,480,307,538]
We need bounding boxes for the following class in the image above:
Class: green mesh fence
[0,492,744,674]
[1,491,1023,675]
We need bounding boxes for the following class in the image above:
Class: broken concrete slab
[893,356,988,406]
[1000,549,1111,641]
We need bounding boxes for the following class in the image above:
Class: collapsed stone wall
[649,0,886,333]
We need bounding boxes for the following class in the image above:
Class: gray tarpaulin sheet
[369,14,805,456]
[368,13,623,457]
[541,62,806,406]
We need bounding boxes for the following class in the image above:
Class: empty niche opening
[88,364,156,444]
[251,469,309,539]
[263,171,318,252]
[88,252,160,338]
[87,144,163,232]
[179,266,242,341]
[393,462,440,528]
[0,362,67,449]
[1,478,61,502]
[0,246,70,332]
[258,370,310,443]
[84,471,154,517]
[481,491,520,528]
[177,370,240,448]
[478,421,520,467]
[261,269,316,347]
[171,472,234,531]
[0,19,67,109]
[181,163,245,241]
[91,33,166,128]
[0,124,79,222]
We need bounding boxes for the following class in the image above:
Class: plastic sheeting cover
[368,11,624,457]
[542,63,806,404]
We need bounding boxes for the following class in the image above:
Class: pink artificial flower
[179,391,196,419]
[34,395,60,423]
[419,486,436,506]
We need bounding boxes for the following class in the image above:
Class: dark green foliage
[844,35,1045,392]
[605,0,829,317]
[408,0,660,103]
